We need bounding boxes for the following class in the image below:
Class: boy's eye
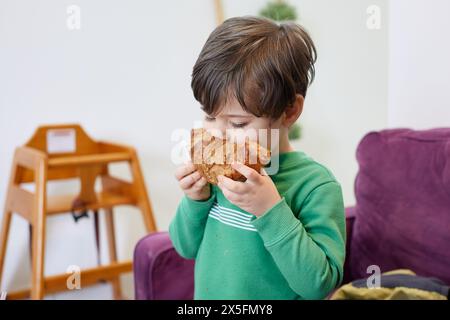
[204,116,216,122]
[230,122,249,128]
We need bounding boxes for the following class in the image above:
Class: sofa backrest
[349,128,450,284]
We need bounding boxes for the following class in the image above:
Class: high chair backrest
[18,124,102,183]
[24,124,99,157]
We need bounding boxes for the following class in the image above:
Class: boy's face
[202,96,283,151]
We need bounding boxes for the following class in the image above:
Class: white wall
[0,0,388,299]
[289,0,388,205]
[388,0,450,128]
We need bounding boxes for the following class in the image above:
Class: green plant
[259,0,297,21]
[288,122,301,140]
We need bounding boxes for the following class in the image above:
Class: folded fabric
[331,269,449,300]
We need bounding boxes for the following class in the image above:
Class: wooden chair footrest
[6,261,132,300]
[47,191,136,215]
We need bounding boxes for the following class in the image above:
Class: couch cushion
[349,128,450,284]
[134,232,194,300]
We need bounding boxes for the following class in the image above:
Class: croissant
[190,128,271,185]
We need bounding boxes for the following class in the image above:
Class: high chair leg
[0,210,12,290]
[30,162,47,300]
[0,159,22,290]
[130,153,157,232]
[105,208,122,300]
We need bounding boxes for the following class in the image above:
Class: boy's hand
[175,161,210,201]
[217,163,281,217]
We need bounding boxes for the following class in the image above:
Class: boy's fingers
[260,168,268,176]
[219,184,239,203]
[217,175,247,194]
[192,177,208,190]
[175,163,195,180]
[231,162,261,183]
[179,171,201,189]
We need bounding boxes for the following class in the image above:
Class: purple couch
[134,128,450,300]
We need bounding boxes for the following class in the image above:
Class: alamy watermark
[171,125,280,175]
[67,5,81,30]
[66,265,81,290]
[366,264,381,288]
[366,5,381,30]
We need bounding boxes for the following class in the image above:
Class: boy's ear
[282,94,304,127]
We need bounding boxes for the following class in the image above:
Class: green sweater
[169,151,346,300]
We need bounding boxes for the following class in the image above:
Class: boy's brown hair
[191,16,317,119]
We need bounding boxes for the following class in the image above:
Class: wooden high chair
[0,124,157,299]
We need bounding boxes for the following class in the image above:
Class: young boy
[169,16,346,300]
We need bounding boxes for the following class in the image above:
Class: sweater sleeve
[251,181,346,299]
[169,187,216,259]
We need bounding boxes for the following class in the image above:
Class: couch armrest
[343,206,357,284]
[133,231,195,300]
